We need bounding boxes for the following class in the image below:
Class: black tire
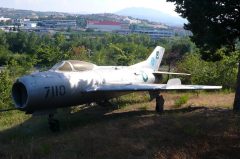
[49,119,60,132]
[156,95,164,113]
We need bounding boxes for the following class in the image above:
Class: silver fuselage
[12,67,155,113]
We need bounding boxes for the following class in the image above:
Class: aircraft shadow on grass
[0,105,232,139]
[0,105,240,159]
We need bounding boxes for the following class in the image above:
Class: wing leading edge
[86,83,222,92]
[86,78,222,92]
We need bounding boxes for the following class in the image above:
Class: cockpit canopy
[51,60,96,72]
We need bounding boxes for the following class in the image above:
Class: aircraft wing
[86,78,222,92]
[86,83,222,92]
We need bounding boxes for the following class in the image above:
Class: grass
[0,111,31,130]
[138,104,149,111]
[0,91,239,159]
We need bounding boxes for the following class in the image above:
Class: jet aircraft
[12,46,222,131]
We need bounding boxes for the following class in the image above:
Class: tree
[36,44,67,67]
[176,51,238,89]
[167,0,240,58]
[0,31,7,47]
[0,46,12,65]
[25,32,38,54]
[164,37,194,74]
[69,46,89,61]
[167,0,240,111]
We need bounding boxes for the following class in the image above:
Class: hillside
[0,7,73,19]
[116,7,187,26]
[1,92,240,159]
[0,7,183,27]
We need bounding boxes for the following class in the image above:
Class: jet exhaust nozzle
[12,81,28,109]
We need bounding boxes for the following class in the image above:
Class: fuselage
[12,64,156,113]
[12,46,166,114]
[11,46,222,114]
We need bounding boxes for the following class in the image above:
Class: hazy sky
[0,0,179,16]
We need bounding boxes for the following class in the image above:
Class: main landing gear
[155,94,165,113]
[97,100,113,107]
[48,114,60,132]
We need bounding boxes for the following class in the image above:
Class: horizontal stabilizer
[153,71,191,76]
[167,78,181,86]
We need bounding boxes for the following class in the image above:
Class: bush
[174,95,189,108]
[176,50,238,89]
[0,70,13,109]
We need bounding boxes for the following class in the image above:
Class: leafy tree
[91,49,107,65]
[54,33,66,47]
[6,32,28,53]
[0,46,12,65]
[0,31,7,47]
[167,0,240,110]
[69,46,89,61]
[25,32,38,54]
[107,44,131,65]
[164,37,194,73]
[36,44,67,67]
[167,0,240,57]
[7,55,36,78]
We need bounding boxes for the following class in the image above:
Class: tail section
[131,46,165,71]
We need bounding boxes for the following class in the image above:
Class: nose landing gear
[48,114,60,132]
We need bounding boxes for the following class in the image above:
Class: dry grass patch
[161,92,234,109]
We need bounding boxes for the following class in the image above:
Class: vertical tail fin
[131,46,165,71]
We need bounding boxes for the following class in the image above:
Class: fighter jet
[12,46,221,131]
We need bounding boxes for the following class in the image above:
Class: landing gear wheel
[48,114,60,132]
[97,100,112,107]
[156,95,164,113]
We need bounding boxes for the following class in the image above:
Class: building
[24,21,37,28]
[173,28,192,37]
[0,17,11,22]
[86,20,125,32]
[123,17,141,24]
[12,18,30,27]
[38,20,77,29]
[133,29,174,39]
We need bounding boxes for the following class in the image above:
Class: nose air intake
[12,81,28,109]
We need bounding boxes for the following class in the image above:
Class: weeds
[174,95,189,108]
[112,92,149,109]
[39,143,52,156]
[138,105,148,111]
[0,111,30,130]
[182,124,201,136]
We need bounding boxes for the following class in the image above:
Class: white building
[86,20,123,32]
[133,29,174,39]
[39,20,77,29]
[123,17,141,24]
[24,22,37,28]
[0,17,11,22]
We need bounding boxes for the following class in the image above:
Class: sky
[0,0,179,16]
